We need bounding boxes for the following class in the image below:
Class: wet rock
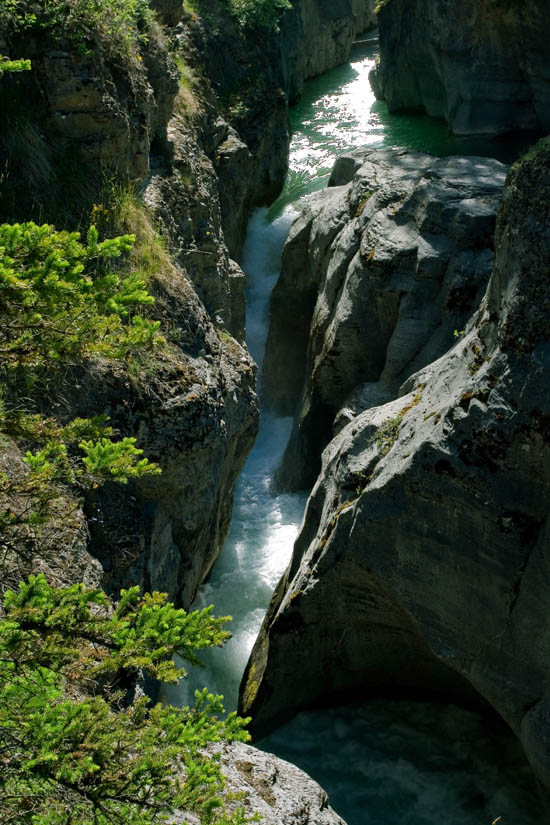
[370,0,550,136]
[265,148,506,490]
[241,139,550,805]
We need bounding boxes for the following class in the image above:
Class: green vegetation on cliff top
[225,0,291,30]
[0,0,154,59]
[186,0,291,30]
[2,0,291,43]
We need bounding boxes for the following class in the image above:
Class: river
[164,39,543,825]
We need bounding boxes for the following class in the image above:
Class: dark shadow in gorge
[258,697,545,825]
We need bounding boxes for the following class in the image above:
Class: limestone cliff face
[264,149,507,490]
[369,0,550,135]
[241,140,550,802]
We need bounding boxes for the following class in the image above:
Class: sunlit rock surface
[265,148,507,490]
[174,742,345,825]
[241,140,550,805]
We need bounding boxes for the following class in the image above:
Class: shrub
[0,55,31,75]
[0,0,154,59]
[0,221,163,367]
[0,574,251,825]
[227,0,291,30]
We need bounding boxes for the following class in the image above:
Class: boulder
[241,139,550,805]
[264,148,507,490]
[173,741,346,825]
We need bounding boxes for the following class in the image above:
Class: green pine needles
[0,217,256,822]
[0,222,163,366]
[0,56,31,76]
[0,575,251,825]
[0,219,164,584]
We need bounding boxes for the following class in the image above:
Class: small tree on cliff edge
[0,219,253,824]
[0,574,252,825]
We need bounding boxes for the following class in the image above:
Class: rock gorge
[0,0,375,607]
[241,137,550,803]
[0,2,376,822]
[2,0,550,819]
[240,5,550,810]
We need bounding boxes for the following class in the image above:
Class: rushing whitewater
[163,205,307,710]
[167,41,543,825]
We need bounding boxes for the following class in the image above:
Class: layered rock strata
[264,148,507,490]
[241,139,550,803]
[369,0,550,136]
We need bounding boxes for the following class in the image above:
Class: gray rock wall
[241,139,550,804]
[278,0,377,102]
[264,149,506,490]
[370,0,550,135]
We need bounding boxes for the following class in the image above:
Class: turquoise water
[273,40,536,214]
[168,40,544,825]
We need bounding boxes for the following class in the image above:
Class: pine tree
[0,575,252,825]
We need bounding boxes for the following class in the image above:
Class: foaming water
[163,204,307,711]
[165,38,544,825]
[259,702,542,825]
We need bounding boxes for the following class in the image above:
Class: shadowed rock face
[241,140,550,804]
[264,149,507,490]
[369,0,550,136]
[277,0,377,103]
